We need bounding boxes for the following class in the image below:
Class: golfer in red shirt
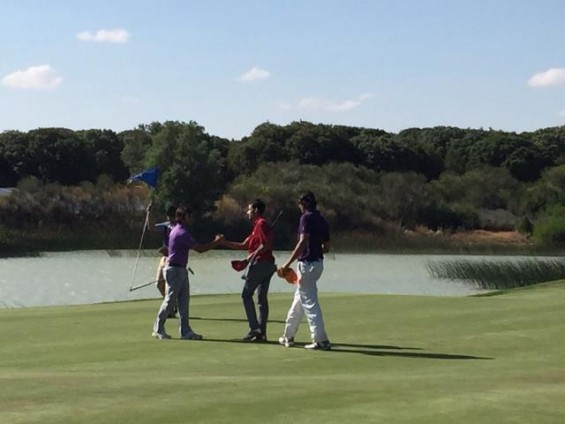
[221,199,276,341]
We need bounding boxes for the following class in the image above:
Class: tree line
[2,121,565,247]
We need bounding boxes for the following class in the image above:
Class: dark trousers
[242,260,276,334]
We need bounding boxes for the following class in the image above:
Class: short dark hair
[175,205,193,221]
[250,198,266,214]
[166,205,177,218]
[299,191,316,209]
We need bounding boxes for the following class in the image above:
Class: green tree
[286,121,358,165]
[503,145,550,182]
[374,172,432,228]
[79,129,129,182]
[532,205,565,245]
[432,167,522,212]
[465,131,546,182]
[529,126,565,164]
[145,121,227,216]
[353,134,443,179]
[0,130,34,184]
[397,126,467,159]
[28,128,96,185]
[226,122,290,177]
[119,128,153,174]
[521,165,565,218]
[0,131,30,186]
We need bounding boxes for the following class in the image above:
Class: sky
[1,0,565,140]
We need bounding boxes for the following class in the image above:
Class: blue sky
[1,0,565,139]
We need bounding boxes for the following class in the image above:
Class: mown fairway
[1,283,564,424]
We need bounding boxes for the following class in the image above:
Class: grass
[427,258,565,289]
[1,287,564,424]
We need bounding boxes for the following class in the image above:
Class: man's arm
[282,233,308,270]
[192,235,224,253]
[220,236,249,250]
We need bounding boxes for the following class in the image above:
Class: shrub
[532,207,565,245]
[451,204,480,230]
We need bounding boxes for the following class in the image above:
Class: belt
[168,263,185,268]
[298,258,322,263]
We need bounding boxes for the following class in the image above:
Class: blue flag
[129,167,159,188]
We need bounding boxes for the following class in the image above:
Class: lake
[0,250,487,309]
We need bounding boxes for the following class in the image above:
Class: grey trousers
[242,260,276,334]
[153,265,193,337]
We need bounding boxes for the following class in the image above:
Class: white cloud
[77,28,130,43]
[2,65,62,90]
[528,67,565,88]
[296,92,374,112]
[239,66,270,82]
[558,109,565,117]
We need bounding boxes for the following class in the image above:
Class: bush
[418,204,462,231]
[451,204,480,230]
[518,216,534,235]
[478,208,517,231]
[533,209,565,245]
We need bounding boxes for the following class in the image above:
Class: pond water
[0,250,488,309]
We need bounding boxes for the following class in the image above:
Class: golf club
[241,243,263,280]
[230,209,283,278]
[129,267,194,292]
[129,279,157,292]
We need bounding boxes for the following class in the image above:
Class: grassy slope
[0,284,564,424]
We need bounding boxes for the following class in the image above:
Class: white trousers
[283,260,329,342]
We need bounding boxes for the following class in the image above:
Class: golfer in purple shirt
[152,205,222,340]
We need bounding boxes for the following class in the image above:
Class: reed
[427,257,565,289]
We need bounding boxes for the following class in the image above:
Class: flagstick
[129,203,151,291]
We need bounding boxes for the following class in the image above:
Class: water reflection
[0,250,479,308]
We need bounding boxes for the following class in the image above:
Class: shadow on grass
[191,316,286,324]
[335,342,422,350]
[306,342,491,360]
[197,338,491,360]
[328,347,491,360]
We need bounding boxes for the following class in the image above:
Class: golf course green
[1,283,564,423]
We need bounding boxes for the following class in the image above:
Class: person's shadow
[319,342,491,360]
[191,316,286,324]
[190,322,491,360]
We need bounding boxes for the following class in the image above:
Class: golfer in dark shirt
[278,191,331,350]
